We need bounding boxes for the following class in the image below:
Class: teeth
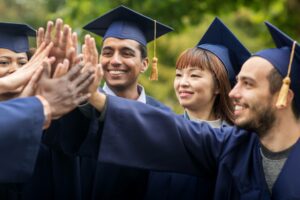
[109,70,125,75]
[235,105,244,111]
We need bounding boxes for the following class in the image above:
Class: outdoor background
[1,0,299,113]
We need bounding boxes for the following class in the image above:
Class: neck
[110,84,140,100]
[260,109,300,152]
[185,104,217,121]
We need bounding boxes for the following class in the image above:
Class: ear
[140,57,149,73]
[214,83,220,95]
[214,87,220,95]
[275,89,294,110]
[286,89,294,106]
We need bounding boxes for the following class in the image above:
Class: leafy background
[1,0,299,113]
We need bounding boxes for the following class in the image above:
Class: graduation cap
[0,22,36,53]
[83,5,173,80]
[197,17,251,87]
[254,22,300,109]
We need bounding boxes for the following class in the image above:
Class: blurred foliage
[0,0,299,113]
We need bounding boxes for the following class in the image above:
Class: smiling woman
[174,47,233,124]
[145,17,251,200]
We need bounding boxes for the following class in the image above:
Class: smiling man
[88,21,300,199]
[81,5,173,199]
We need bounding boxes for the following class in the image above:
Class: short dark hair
[267,68,300,118]
[138,44,147,59]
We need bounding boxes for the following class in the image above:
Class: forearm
[0,97,45,182]
[89,90,106,112]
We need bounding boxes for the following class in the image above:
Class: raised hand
[18,65,44,97]
[37,18,77,75]
[36,61,95,119]
[81,34,102,95]
[0,42,54,94]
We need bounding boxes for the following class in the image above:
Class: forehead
[238,56,274,81]
[176,66,208,73]
[0,48,27,58]
[102,37,141,50]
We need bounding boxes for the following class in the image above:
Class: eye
[190,74,201,78]
[18,61,28,66]
[175,73,182,77]
[0,61,9,66]
[243,80,253,88]
[101,50,113,57]
[122,50,134,57]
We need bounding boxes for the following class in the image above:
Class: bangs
[176,47,210,70]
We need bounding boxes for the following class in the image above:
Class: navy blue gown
[0,95,170,199]
[0,97,44,183]
[96,95,300,200]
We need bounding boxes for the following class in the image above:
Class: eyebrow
[237,76,256,83]
[0,55,27,59]
[0,56,11,59]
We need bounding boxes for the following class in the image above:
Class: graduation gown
[97,95,300,200]
[83,95,171,200]
[11,95,170,200]
[145,116,228,200]
[0,97,44,183]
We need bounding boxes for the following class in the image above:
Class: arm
[97,95,234,177]
[0,97,45,182]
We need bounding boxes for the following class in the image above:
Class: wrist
[36,95,52,129]
[89,90,106,112]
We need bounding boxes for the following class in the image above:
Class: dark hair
[267,68,300,118]
[138,44,147,59]
[176,47,234,124]
[26,48,36,59]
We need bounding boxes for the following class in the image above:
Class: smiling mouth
[179,91,193,98]
[107,70,126,75]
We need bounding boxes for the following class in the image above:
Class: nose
[8,62,18,74]
[229,84,241,100]
[179,75,190,87]
[110,52,122,66]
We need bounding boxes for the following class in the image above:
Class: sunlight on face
[229,57,278,133]
[174,66,217,111]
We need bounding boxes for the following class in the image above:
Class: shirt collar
[103,83,147,103]
[184,111,223,128]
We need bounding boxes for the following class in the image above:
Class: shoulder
[146,95,171,111]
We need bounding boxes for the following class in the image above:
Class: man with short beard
[87,22,300,199]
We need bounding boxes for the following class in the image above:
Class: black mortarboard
[197,17,251,86]
[0,22,36,53]
[254,22,300,109]
[82,5,173,46]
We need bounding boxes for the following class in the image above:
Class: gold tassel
[276,41,297,108]
[150,57,158,80]
[276,77,291,108]
[150,20,158,81]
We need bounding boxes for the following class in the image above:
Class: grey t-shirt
[260,144,294,193]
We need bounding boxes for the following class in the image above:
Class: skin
[174,66,218,120]
[0,42,54,100]
[0,48,28,78]
[100,37,148,99]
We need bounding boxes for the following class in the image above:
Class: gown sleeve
[98,95,235,177]
[0,97,44,182]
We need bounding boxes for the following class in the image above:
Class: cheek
[0,68,9,78]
